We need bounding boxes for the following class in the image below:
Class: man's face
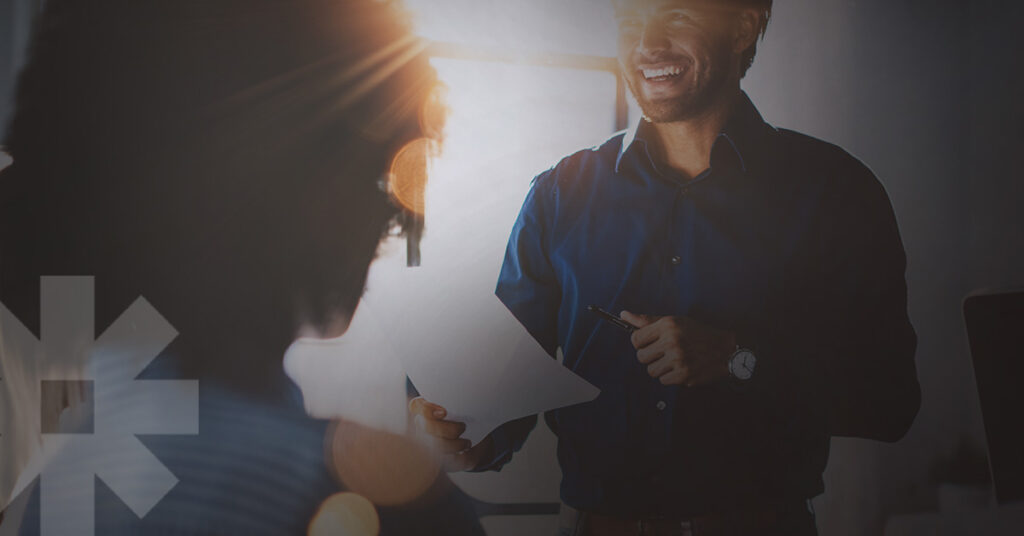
[615,0,738,123]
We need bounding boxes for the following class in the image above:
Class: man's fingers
[659,369,688,386]
[636,345,665,365]
[646,355,678,378]
[646,361,667,378]
[620,310,655,328]
[417,416,467,440]
[409,397,448,419]
[436,437,472,455]
[630,324,662,349]
[411,399,468,440]
[443,448,476,472]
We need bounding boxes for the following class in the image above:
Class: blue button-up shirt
[489,93,919,518]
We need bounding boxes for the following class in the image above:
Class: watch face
[731,350,756,380]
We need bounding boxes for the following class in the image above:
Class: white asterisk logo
[0,277,198,535]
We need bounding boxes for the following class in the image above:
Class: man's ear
[732,8,762,55]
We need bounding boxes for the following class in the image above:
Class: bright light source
[419,59,618,271]
[288,7,637,532]
[404,0,618,57]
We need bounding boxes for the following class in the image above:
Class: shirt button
[656,401,667,411]
[669,256,682,265]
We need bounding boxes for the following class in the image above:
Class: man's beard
[626,47,734,123]
[628,81,716,123]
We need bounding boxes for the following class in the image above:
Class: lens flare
[326,420,440,506]
[388,137,439,215]
[308,492,380,536]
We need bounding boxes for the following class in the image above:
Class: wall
[967,1,1024,291]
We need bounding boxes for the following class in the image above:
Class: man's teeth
[642,66,684,80]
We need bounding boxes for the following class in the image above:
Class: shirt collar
[615,115,652,174]
[615,91,774,175]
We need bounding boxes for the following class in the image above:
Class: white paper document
[283,318,410,436]
[284,242,600,446]
[392,295,600,446]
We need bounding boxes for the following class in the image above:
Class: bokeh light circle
[308,492,380,536]
[326,420,440,507]
[388,137,438,215]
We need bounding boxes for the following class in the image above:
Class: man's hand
[620,311,737,387]
[408,397,492,472]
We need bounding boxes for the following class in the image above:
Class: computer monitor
[964,289,1024,505]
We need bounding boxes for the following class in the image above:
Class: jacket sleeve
[753,158,920,443]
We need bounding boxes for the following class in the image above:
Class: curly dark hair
[0,0,443,392]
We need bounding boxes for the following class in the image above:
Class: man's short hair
[735,0,773,77]
[612,0,773,77]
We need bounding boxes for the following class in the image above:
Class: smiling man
[411,1,921,534]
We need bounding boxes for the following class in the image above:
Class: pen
[587,305,639,333]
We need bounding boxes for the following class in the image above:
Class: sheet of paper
[284,239,599,445]
[283,305,409,436]
[391,291,600,446]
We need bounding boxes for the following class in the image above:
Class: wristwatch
[727,347,757,381]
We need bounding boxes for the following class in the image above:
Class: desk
[885,502,1024,536]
